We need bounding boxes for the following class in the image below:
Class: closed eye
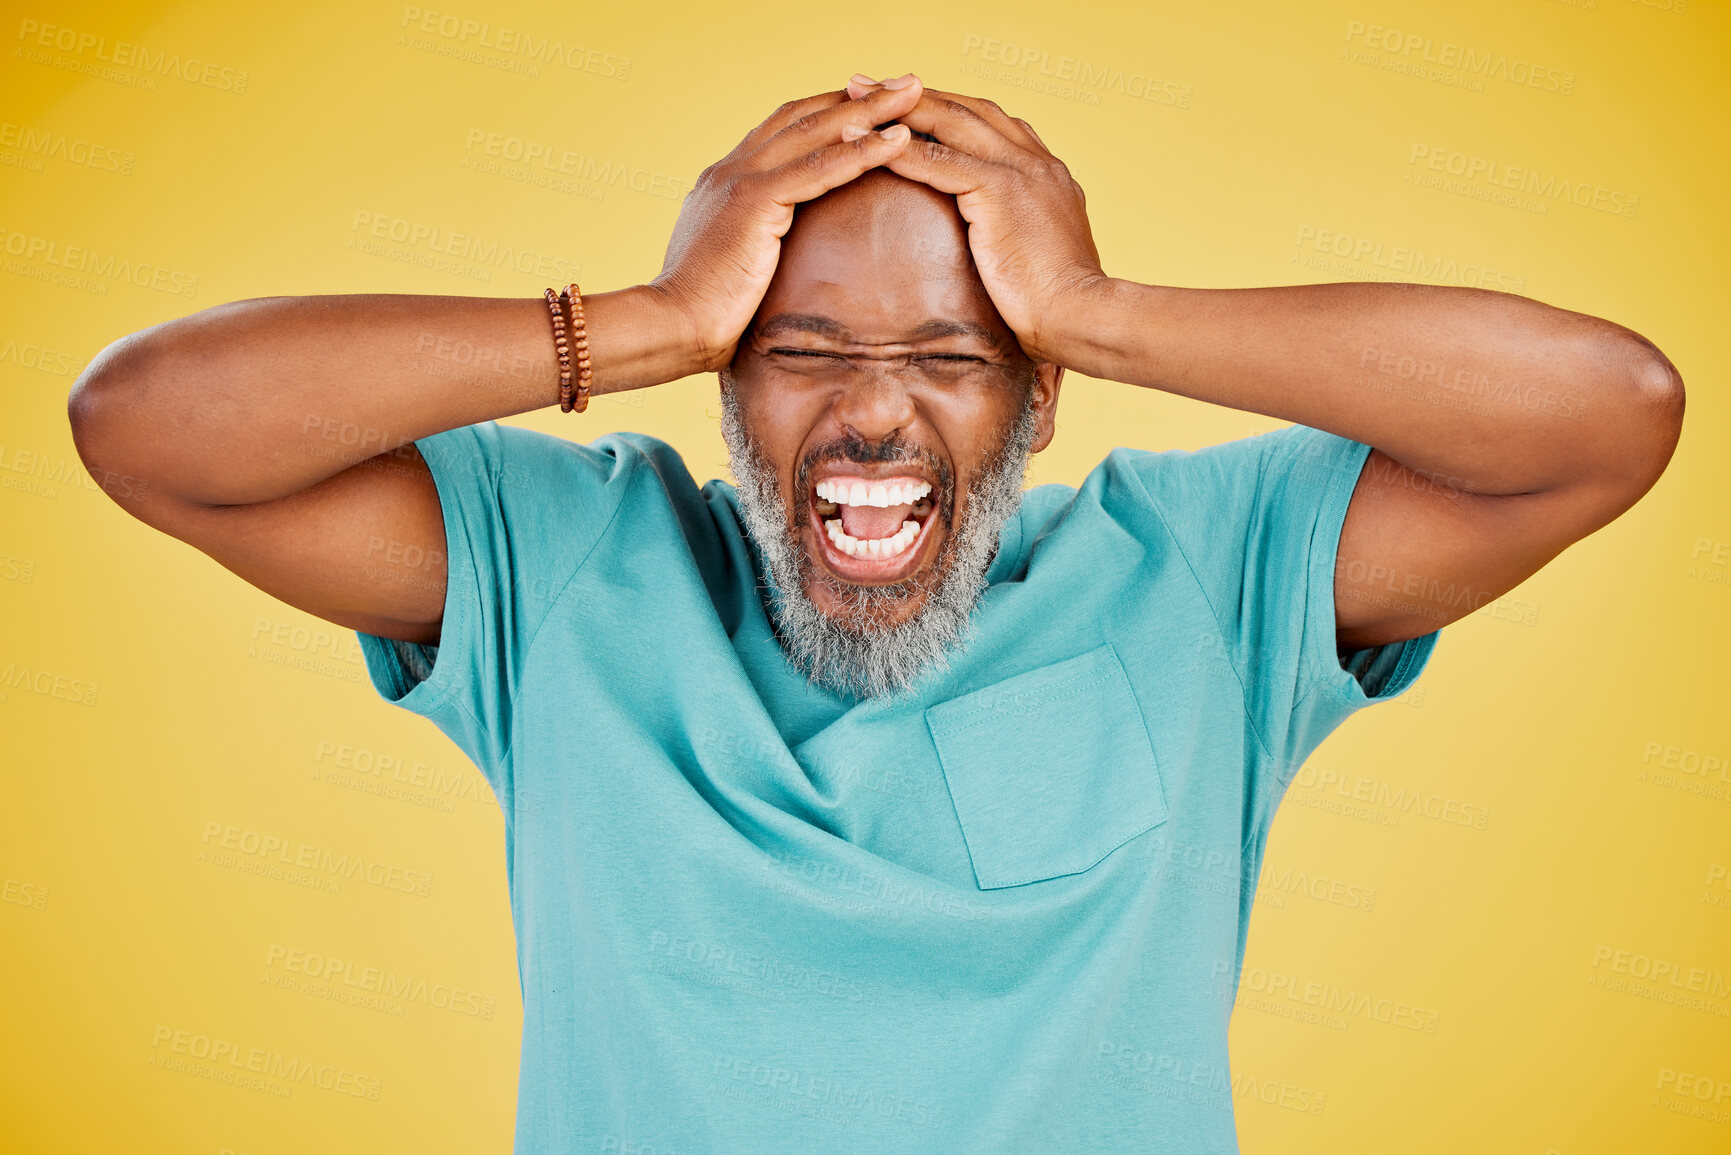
[766,348,990,373]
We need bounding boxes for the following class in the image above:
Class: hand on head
[648,78,926,372]
[665,73,1075,615]
[841,73,1109,364]
[650,72,1108,373]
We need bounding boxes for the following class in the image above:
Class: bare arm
[874,80,1685,649]
[1051,280,1685,648]
[66,80,932,645]
[69,290,695,508]
[66,288,695,644]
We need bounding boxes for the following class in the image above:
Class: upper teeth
[815,478,933,507]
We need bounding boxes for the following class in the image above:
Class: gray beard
[718,380,1038,701]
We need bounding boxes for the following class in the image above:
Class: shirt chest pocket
[924,643,1169,890]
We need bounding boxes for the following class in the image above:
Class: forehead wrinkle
[753,313,850,341]
[906,320,1006,350]
[754,313,1008,353]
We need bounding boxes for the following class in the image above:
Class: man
[69,72,1682,1152]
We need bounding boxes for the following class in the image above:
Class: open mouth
[806,471,943,584]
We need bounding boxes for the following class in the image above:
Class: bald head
[784,167,973,280]
[748,168,1013,355]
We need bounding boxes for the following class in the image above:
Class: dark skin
[68,73,1683,660]
[838,75,1684,650]
[65,80,940,644]
[724,168,1061,625]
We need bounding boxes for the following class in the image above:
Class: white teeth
[815,479,933,508]
[823,517,921,561]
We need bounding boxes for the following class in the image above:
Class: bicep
[1334,449,1617,650]
[125,444,449,645]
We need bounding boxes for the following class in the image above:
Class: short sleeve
[354,421,637,796]
[1109,424,1439,837]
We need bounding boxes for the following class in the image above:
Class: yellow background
[3,1,1727,1151]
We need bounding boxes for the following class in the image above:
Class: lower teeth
[825,517,920,559]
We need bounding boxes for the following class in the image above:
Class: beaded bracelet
[543,287,573,410]
[564,283,591,413]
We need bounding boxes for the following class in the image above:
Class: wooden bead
[548,284,587,413]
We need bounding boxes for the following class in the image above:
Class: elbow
[67,331,164,504]
[67,342,114,461]
[67,345,116,454]
[1598,331,1684,501]
[1627,337,1685,472]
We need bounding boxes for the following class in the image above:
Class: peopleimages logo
[398,7,631,79]
[1234,966,1442,1033]
[959,34,1192,108]
[149,1026,382,1100]
[1407,144,1639,219]
[0,335,86,376]
[265,944,498,1019]
[462,129,690,201]
[14,18,249,92]
[1344,20,1576,95]
[198,820,435,897]
[0,226,199,297]
[1293,225,1526,294]
[0,661,98,706]
[348,210,582,283]
[0,121,134,174]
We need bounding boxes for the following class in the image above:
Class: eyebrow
[753,313,1005,350]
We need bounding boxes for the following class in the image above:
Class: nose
[828,362,918,442]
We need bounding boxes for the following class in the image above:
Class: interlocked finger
[754,126,916,210]
[887,90,1041,165]
[729,91,850,160]
[916,87,1044,151]
[746,80,925,172]
[879,135,1003,199]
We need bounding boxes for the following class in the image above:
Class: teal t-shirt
[356,419,1437,1153]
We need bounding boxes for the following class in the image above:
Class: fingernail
[880,123,911,143]
[850,73,878,87]
[841,123,869,142]
[882,73,918,90]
